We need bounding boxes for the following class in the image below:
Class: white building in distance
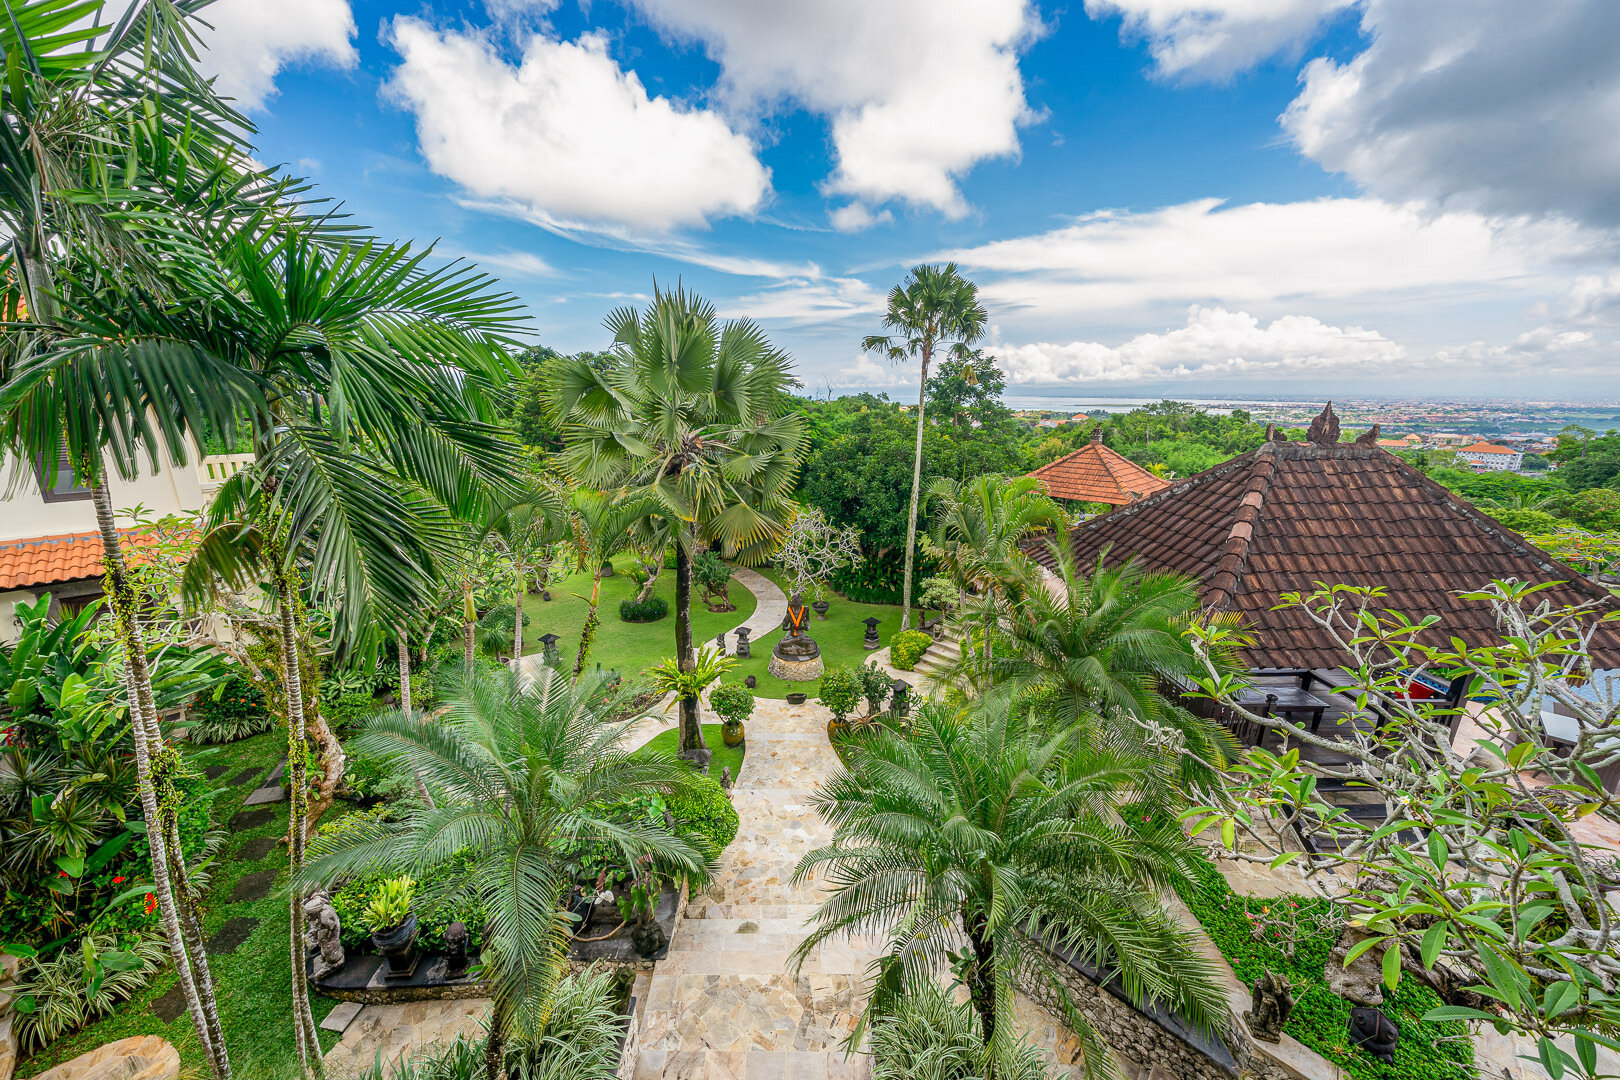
[1456,440,1524,473]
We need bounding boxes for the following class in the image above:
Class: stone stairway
[911,625,960,679]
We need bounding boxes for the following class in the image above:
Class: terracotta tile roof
[0,530,161,590]
[1458,441,1516,455]
[1028,438,1620,669]
[1028,431,1173,506]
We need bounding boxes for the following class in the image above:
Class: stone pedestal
[768,653,824,681]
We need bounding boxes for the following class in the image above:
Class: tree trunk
[900,345,932,631]
[394,625,436,810]
[276,579,324,1079]
[674,543,701,756]
[964,913,998,1066]
[513,567,526,660]
[95,481,231,1080]
[635,559,662,603]
[484,999,509,1080]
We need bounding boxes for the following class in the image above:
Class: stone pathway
[715,566,788,656]
[323,999,491,1077]
[635,697,879,1080]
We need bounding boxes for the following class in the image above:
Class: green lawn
[721,569,912,700]
[520,562,756,680]
[633,723,745,781]
[20,731,343,1078]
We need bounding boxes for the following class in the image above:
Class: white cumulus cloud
[1282,0,1620,227]
[192,0,357,111]
[990,305,1405,384]
[385,20,770,232]
[1085,0,1353,80]
[621,0,1041,217]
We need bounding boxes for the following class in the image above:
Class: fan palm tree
[989,545,1238,792]
[545,284,805,758]
[863,264,988,631]
[792,699,1228,1079]
[566,488,658,677]
[300,666,711,1080]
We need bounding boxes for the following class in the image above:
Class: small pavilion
[1027,428,1172,507]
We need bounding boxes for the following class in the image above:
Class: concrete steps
[912,626,960,678]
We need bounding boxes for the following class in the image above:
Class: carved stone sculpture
[1355,423,1381,446]
[1348,1007,1399,1063]
[1306,401,1341,446]
[444,921,470,979]
[769,592,824,680]
[719,766,733,796]
[1244,971,1293,1043]
[303,892,345,980]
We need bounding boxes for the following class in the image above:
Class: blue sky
[198,0,1620,399]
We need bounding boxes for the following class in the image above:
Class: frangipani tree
[776,507,863,604]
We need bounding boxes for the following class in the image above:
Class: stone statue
[769,592,824,681]
[303,892,344,980]
[719,766,733,796]
[1244,971,1293,1043]
[444,921,469,979]
[1306,401,1341,446]
[1355,423,1381,446]
[1348,1007,1399,1063]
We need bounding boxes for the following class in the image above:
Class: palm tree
[990,545,1238,791]
[792,699,1227,1079]
[546,284,805,758]
[300,666,710,1080]
[925,474,1063,673]
[863,264,988,631]
[566,488,657,677]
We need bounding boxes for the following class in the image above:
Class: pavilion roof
[1028,430,1172,506]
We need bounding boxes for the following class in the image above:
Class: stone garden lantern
[862,616,881,650]
[735,627,752,659]
[539,633,560,666]
[891,679,911,719]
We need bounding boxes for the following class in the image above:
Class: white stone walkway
[715,566,788,657]
[635,697,878,1080]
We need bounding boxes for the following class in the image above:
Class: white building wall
[0,447,207,544]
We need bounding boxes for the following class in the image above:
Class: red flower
[58,871,68,878]
[112,876,126,884]
[144,893,157,915]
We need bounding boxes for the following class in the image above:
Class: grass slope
[1178,860,1473,1080]
[20,731,342,1077]
[519,562,756,678]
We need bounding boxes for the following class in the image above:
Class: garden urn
[812,599,831,619]
[722,719,745,748]
[372,912,419,979]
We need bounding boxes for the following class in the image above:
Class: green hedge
[1178,859,1473,1080]
[618,595,669,623]
[665,775,738,858]
[888,629,933,671]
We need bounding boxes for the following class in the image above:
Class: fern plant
[650,646,734,704]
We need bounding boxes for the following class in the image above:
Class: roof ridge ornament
[1090,426,1103,444]
[1306,401,1341,447]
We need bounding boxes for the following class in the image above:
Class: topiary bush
[708,683,754,726]
[619,594,669,623]
[1178,858,1473,1080]
[817,666,863,722]
[664,774,739,857]
[186,674,274,743]
[888,629,934,671]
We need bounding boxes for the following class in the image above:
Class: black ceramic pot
[812,600,830,619]
[371,912,418,977]
[786,691,807,705]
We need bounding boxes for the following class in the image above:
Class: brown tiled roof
[0,530,160,590]
[1458,441,1515,455]
[1028,431,1173,506]
[1028,440,1620,668]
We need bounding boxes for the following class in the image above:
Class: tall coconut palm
[0,5,300,1075]
[546,284,805,758]
[792,699,1228,1079]
[566,488,657,677]
[863,264,988,631]
[990,545,1238,792]
[300,666,710,1080]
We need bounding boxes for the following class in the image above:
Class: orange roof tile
[1027,430,1172,506]
[0,530,162,590]
[1458,441,1516,455]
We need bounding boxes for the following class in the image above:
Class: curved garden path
[633,695,879,1080]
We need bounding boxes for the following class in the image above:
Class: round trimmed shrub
[817,667,862,722]
[887,629,934,671]
[619,594,669,623]
[665,774,739,856]
[708,683,754,726]
[187,675,274,743]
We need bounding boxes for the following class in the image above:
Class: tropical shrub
[186,674,273,744]
[649,647,734,703]
[692,550,735,611]
[10,932,167,1053]
[917,575,958,611]
[707,683,754,726]
[618,594,669,623]
[333,857,485,953]
[664,774,739,856]
[325,691,380,731]
[817,667,862,722]
[342,749,416,804]
[870,981,1052,1080]
[362,876,415,933]
[318,669,376,702]
[856,662,892,717]
[831,550,938,605]
[888,629,933,671]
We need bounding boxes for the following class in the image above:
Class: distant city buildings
[1456,440,1524,472]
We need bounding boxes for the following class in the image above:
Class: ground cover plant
[17,731,344,1077]
[1177,859,1474,1080]
[633,724,744,787]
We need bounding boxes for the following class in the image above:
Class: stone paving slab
[241,784,286,806]
[323,998,491,1078]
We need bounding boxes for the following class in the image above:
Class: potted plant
[709,683,755,748]
[818,666,862,739]
[856,662,892,723]
[617,876,668,957]
[777,507,863,619]
[363,876,419,977]
[786,690,807,706]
